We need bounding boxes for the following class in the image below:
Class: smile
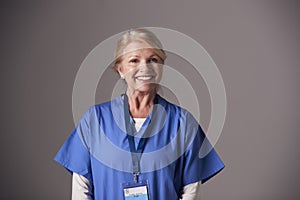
[135,76,153,81]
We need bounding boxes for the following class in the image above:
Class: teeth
[136,76,152,80]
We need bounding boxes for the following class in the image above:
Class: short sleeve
[54,108,93,183]
[182,114,224,186]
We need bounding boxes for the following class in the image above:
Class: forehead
[122,41,158,57]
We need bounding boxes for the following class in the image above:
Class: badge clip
[133,172,139,183]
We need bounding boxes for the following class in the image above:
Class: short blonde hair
[113,28,167,72]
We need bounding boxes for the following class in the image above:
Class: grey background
[1,0,300,199]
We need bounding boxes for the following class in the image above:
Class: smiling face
[117,41,164,95]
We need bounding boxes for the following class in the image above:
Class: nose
[138,59,151,71]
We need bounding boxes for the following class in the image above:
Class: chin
[134,85,157,93]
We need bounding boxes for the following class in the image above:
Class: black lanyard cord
[123,93,157,182]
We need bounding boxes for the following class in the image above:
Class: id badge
[122,180,150,200]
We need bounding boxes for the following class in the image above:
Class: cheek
[120,65,133,74]
[155,65,163,76]
[123,68,139,81]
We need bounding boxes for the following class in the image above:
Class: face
[117,41,163,94]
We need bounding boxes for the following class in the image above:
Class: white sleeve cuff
[180,181,201,200]
[72,173,93,200]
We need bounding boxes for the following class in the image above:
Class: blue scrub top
[54,95,224,199]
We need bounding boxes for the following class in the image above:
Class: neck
[126,90,156,118]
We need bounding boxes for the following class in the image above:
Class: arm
[180,181,201,200]
[72,173,93,200]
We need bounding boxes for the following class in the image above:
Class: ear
[116,63,125,79]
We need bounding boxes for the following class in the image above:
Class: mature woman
[55,28,224,199]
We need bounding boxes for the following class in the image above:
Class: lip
[135,75,155,81]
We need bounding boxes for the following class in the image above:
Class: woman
[55,28,224,199]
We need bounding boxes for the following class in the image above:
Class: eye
[148,57,159,63]
[129,58,138,63]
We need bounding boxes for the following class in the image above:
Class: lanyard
[123,94,157,183]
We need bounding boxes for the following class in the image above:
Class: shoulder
[157,95,181,113]
[91,96,122,111]
[94,97,117,110]
[157,95,197,123]
[80,96,122,121]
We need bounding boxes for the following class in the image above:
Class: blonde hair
[113,28,167,72]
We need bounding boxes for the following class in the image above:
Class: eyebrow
[128,54,158,58]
